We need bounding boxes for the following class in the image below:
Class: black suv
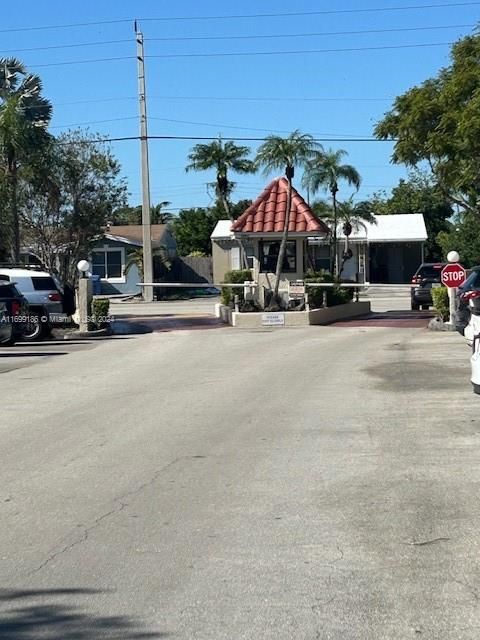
[410,263,446,311]
[455,266,480,334]
[0,282,29,344]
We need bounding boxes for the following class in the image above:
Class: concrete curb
[60,321,153,339]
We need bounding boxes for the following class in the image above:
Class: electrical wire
[50,116,138,129]
[30,56,134,69]
[55,134,395,145]
[148,41,454,59]
[146,23,474,42]
[0,39,132,55]
[140,2,480,21]
[150,117,372,138]
[1,2,477,33]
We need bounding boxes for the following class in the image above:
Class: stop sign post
[441,256,466,327]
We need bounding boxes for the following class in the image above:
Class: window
[91,248,124,280]
[260,241,296,273]
[31,277,57,291]
[245,244,254,270]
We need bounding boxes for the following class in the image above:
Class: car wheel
[22,315,49,341]
[473,382,480,395]
[422,305,429,310]
[1,335,16,346]
[411,302,420,311]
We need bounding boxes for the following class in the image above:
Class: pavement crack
[404,537,451,547]
[28,457,184,575]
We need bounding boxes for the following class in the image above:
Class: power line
[13,41,457,69]
[146,23,474,42]
[149,95,394,103]
[0,18,131,34]
[148,41,454,59]
[50,116,137,130]
[1,2,477,35]
[0,39,131,55]
[59,134,394,144]
[150,116,372,138]
[140,2,480,21]
[30,56,134,69]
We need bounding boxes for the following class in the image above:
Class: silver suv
[0,266,66,340]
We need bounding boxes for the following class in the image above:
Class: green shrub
[431,286,449,320]
[221,269,252,306]
[304,269,354,308]
[91,297,110,328]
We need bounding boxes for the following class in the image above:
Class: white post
[136,25,153,303]
[446,250,461,330]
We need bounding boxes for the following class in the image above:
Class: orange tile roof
[231,177,329,234]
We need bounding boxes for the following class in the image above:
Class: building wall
[212,241,235,283]
[90,239,141,295]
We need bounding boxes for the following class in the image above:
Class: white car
[468,300,480,394]
[0,266,66,340]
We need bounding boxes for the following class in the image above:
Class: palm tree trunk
[331,192,338,276]
[272,176,293,301]
[7,162,20,262]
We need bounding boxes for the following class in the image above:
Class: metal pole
[136,25,153,302]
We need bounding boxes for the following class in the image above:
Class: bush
[91,297,110,329]
[304,269,354,308]
[221,269,252,306]
[431,286,449,320]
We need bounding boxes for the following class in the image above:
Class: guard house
[211,177,330,288]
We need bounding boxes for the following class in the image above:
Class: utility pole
[135,22,153,302]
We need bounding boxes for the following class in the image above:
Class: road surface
[1,322,478,639]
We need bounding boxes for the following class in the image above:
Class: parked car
[0,281,29,343]
[410,262,447,310]
[0,266,66,341]
[467,295,480,394]
[455,266,480,335]
[0,302,15,345]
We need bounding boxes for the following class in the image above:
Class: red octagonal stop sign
[441,263,466,288]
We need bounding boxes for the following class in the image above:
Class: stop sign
[441,263,466,288]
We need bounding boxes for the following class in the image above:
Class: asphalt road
[1,320,479,639]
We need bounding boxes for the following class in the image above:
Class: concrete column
[296,238,304,278]
[78,278,93,333]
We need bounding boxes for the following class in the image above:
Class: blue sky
[2,1,479,213]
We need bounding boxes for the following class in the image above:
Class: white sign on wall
[261,313,285,326]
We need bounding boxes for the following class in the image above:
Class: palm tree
[303,149,361,275]
[313,198,376,276]
[255,130,320,306]
[150,201,174,224]
[0,58,52,260]
[186,138,255,269]
[186,138,255,218]
[124,246,172,281]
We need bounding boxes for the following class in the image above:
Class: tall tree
[186,138,255,218]
[21,130,127,284]
[112,201,174,225]
[375,33,480,216]
[186,138,255,267]
[314,198,376,267]
[370,172,452,260]
[255,130,319,306]
[172,207,221,256]
[0,58,52,260]
[302,149,361,275]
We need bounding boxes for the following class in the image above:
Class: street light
[447,250,460,263]
[77,259,91,279]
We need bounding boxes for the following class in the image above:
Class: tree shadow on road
[0,589,169,639]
